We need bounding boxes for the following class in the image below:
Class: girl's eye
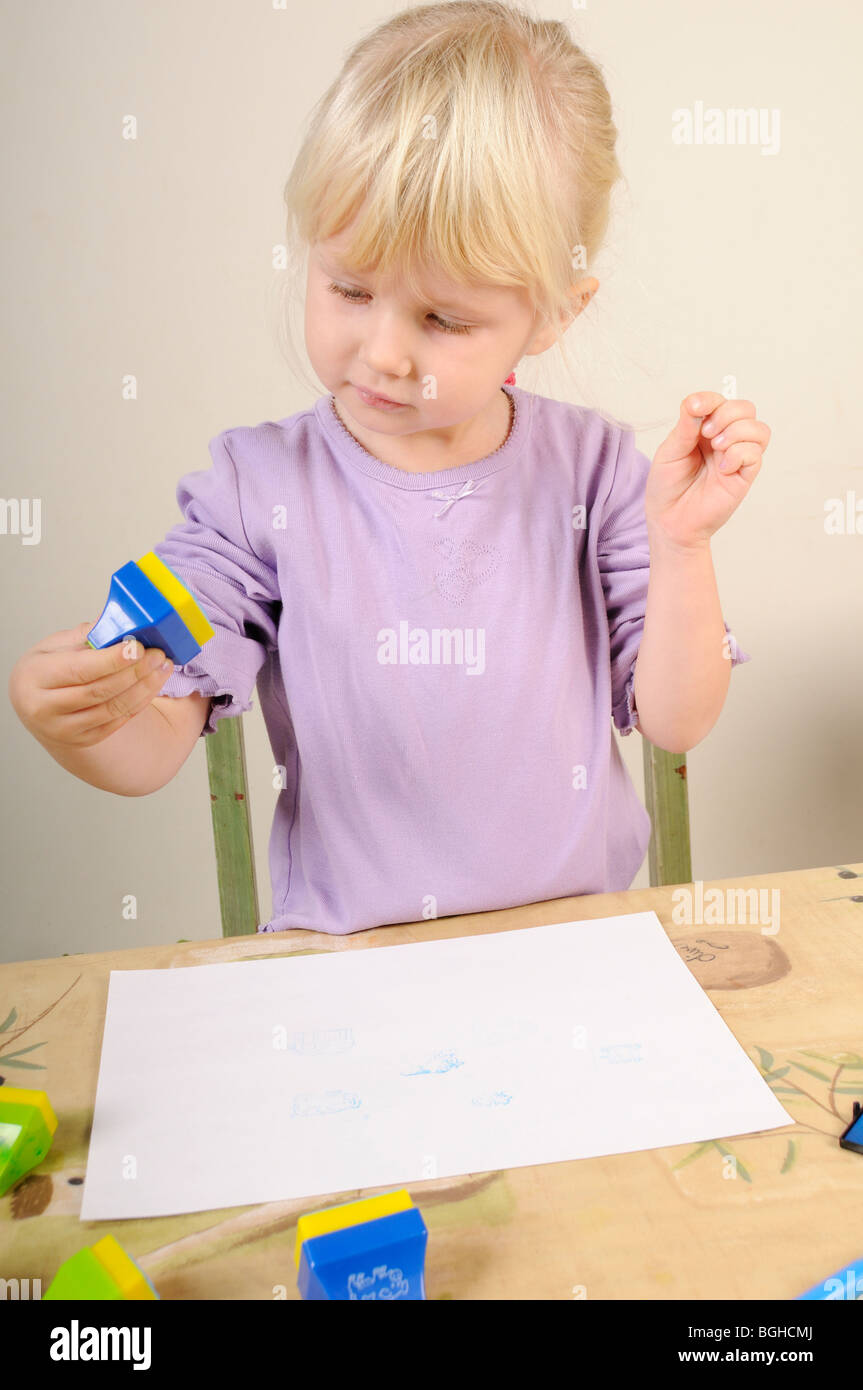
[326,281,472,335]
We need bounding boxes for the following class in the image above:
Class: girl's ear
[524,277,600,356]
[570,275,599,315]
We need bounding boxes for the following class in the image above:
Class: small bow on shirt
[429,478,482,518]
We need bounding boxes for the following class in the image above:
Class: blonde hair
[277,0,623,395]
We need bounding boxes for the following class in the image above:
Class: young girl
[10,1,769,937]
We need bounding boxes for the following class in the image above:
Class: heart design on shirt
[433,536,500,604]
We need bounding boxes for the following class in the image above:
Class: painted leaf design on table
[672,1044,863,1181]
[801,1050,863,1067]
[0,1042,47,1070]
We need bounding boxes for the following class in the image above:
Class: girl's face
[304,227,560,469]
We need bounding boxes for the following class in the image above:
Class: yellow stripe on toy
[136,551,214,646]
[294,1189,414,1267]
[91,1235,157,1300]
[44,1235,158,1300]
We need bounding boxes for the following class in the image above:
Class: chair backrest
[641,742,692,887]
[204,719,692,936]
[205,714,260,937]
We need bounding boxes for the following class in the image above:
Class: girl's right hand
[8,621,176,749]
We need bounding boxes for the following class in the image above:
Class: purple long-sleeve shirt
[154,384,750,935]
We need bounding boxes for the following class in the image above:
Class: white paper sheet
[81,912,793,1219]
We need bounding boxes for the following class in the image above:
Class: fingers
[678,394,771,477]
[39,629,170,692]
[685,392,728,418]
[704,417,771,473]
[46,645,171,713]
[700,398,757,438]
[14,621,179,749]
[69,661,177,734]
[698,399,770,475]
[35,620,103,654]
[665,391,728,456]
[42,657,176,741]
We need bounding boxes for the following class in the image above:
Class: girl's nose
[359,347,412,379]
[357,315,413,379]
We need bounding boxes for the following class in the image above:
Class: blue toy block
[87,552,213,666]
[297,1207,428,1301]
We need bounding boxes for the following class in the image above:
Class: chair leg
[641,740,693,887]
[205,717,260,936]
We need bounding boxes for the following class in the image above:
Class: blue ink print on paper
[597,1043,643,1064]
[292,1090,362,1117]
[286,1028,355,1056]
[471,1091,513,1107]
[401,1048,464,1076]
[347,1265,410,1300]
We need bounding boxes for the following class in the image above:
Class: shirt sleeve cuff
[616,620,751,738]
[158,667,255,737]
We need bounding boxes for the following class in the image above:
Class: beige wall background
[2,0,861,964]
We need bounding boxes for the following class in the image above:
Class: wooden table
[3,862,863,1301]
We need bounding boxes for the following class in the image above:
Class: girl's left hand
[644,392,771,550]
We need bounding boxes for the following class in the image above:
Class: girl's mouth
[352,384,408,411]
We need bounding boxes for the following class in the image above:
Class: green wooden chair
[205,715,260,938]
[204,717,691,937]
[640,741,692,888]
